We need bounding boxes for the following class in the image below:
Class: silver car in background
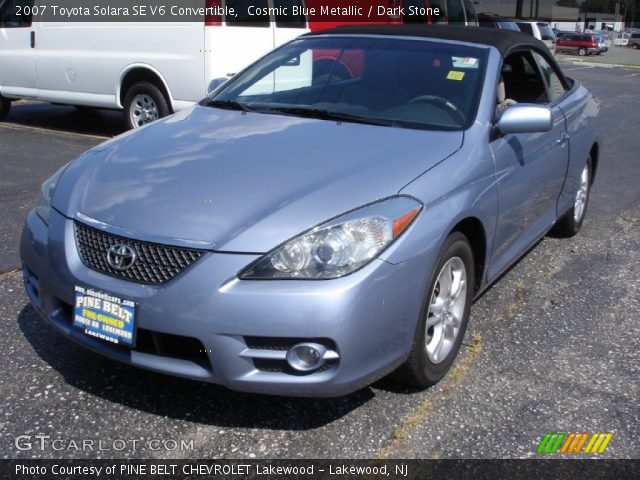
[21,26,600,397]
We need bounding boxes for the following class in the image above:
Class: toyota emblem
[106,244,137,271]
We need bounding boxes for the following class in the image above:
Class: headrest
[497,76,506,103]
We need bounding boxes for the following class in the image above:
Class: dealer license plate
[73,286,136,347]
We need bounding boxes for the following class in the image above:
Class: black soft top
[304,24,548,57]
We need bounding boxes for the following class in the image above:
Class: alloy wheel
[425,256,467,364]
[573,163,590,223]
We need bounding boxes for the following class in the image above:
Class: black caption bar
[3,459,640,480]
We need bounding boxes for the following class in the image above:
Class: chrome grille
[74,222,204,285]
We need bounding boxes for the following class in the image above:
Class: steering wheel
[408,95,465,124]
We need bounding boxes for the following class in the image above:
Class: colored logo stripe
[559,433,576,453]
[538,433,613,454]
[537,433,566,454]
[564,433,589,454]
[584,433,613,454]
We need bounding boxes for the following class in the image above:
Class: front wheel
[123,81,170,130]
[0,95,11,121]
[394,232,474,388]
[578,47,587,56]
[550,158,592,238]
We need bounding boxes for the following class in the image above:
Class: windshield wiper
[202,99,253,112]
[264,107,396,127]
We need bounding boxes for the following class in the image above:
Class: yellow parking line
[0,268,21,279]
[0,122,111,141]
[375,334,483,459]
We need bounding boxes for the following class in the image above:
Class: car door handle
[555,133,569,146]
[30,31,35,48]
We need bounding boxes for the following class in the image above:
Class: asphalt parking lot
[558,44,640,68]
[0,65,638,460]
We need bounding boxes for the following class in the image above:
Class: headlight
[35,166,65,225]
[240,196,422,280]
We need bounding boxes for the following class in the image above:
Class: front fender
[381,129,498,288]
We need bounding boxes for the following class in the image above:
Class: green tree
[582,0,616,14]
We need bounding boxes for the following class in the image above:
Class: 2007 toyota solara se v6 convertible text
[21,26,600,397]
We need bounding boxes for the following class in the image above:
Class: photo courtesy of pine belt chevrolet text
[19,25,601,397]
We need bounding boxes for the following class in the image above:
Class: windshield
[207,36,488,131]
[499,21,521,32]
[537,23,555,41]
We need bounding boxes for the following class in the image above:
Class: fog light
[286,343,327,372]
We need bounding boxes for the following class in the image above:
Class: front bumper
[20,209,433,397]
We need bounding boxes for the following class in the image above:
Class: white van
[0,0,308,128]
[516,21,557,54]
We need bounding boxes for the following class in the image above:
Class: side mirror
[207,77,228,95]
[496,104,553,134]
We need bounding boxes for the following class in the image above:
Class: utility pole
[516,0,523,18]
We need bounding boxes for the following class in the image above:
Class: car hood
[54,106,463,252]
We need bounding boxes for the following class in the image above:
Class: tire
[0,95,11,121]
[633,43,639,50]
[394,232,475,388]
[578,47,587,56]
[123,81,170,130]
[550,157,592,238]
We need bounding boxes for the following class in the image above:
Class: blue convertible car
[21,26,600,396]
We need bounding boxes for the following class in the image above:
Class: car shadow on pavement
[6,102,126,138]
[17,304,373,430]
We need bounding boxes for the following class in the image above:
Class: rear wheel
[0,95,11,121]
[123,81,170,130]
[394,232,474,388]
[578,47,587,56]
[550,157,592,237]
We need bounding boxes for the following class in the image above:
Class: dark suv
[628,33,640,49]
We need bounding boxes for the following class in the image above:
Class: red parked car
[556,33,600,56]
